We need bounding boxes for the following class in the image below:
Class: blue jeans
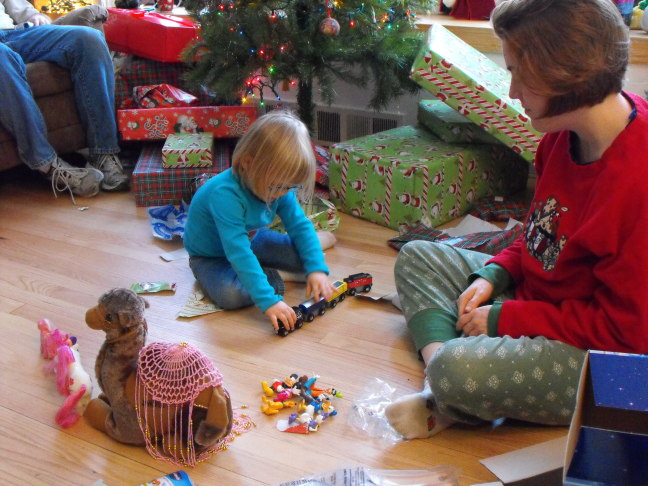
[189,228,306,310]
[0,25,118,170]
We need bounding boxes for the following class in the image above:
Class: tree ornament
[320,16,340,36]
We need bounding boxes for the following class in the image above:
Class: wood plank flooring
[0,168,565,486]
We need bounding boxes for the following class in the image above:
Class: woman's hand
[265,301,297,331]
[306,271,335,302]
[456,305,491,336]
[457,277,494,315]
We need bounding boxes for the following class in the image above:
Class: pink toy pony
[38,318,93,428]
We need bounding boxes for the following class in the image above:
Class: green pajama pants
[394,241,586,426]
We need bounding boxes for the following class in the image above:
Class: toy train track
[277,272,373,337]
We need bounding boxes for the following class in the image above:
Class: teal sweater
[184,169,328,311]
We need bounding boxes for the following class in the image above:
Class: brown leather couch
[0,5,109,172]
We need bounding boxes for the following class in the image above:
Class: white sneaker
[48,158,103,204]
[87,153,129,191]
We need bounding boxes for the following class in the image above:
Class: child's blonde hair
[232,110,316,204]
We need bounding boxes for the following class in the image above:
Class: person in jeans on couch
[0,1,129,201]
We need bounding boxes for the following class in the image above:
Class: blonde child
[184,111,336,331]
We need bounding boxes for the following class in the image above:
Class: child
[385,0,648,439]
[183,111,336,332]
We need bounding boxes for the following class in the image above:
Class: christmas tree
[182,0,430,132]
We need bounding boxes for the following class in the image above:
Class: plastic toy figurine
[276,272,373,336]
[37,318,94,428]
[261,372,341,434]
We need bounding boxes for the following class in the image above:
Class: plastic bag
[269,197,340,234]
[273,465,459,486]
[347,377,404,444]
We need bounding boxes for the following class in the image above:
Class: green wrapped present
[418,99,501,145]
[162,133,214,168]
[410,24,541,163]
[269,197,340,234]
[328,126,528,231]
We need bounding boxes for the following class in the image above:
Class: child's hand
[265,301,297,332]
[306,272,336,303]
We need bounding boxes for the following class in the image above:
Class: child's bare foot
[385,390,454,439]
[317,231,337,251]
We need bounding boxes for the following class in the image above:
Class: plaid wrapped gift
[313,143,330,188]
[410,24,542,163]
[328,125,528,232]
[388,222,522,255]
[468,196,529,222]
[162,133,214,168]
[132,142,231,207]
[115,57,206,110]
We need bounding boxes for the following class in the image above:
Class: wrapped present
[162,133,214,168]
[410,24,541,163]
[132,142,231,207]
[418,99,500,145]
[328,126,528,231]
[118,106,258,140]
[133,84,198,109]
[104,8,200,63]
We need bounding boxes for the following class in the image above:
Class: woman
[386,0,648,439]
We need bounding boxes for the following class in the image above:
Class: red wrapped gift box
[104,8,200,63]
[132,142,232,207]
[118,106,258,140]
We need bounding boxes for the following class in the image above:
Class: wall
[274,51,648,137]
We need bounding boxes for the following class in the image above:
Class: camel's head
[86,288,149,334]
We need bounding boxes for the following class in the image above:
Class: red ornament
[320,17,340,36]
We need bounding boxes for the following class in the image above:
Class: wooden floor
[0,168,565,486]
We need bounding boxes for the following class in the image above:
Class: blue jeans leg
[0,25,118,169]
[250,227,306,272]
[0,42,55,169]
[189,256,285,310]
[189,228,305,310]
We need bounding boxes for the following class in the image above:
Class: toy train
[277,273,373,337]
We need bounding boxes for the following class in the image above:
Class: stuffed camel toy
[83,288,234,465]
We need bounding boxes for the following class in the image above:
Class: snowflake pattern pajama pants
[395,241,586,425]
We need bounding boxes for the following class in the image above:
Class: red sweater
[488,92,648,354]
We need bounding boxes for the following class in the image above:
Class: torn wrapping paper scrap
[147,201,189,240]
[130,282,177,294]
[177,287,223,318]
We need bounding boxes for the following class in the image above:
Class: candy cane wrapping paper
[328,126,528,231]
[410,24,541,163]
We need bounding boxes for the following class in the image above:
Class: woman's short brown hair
[491,0,629,117]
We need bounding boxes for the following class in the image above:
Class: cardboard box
[328,125,528,231]
[104,8,200,63]
[132,142,231,207]
[118,106,258,141]
[418,99,501,145]
[162,133,214,168]
[481,350,648,485]
[410,24,541,163]
[563,350,648,485]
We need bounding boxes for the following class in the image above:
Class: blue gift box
[564,350,648,486]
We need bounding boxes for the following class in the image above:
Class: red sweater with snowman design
[486,92,648,354]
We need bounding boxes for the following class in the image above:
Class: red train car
[343,272,373,295]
